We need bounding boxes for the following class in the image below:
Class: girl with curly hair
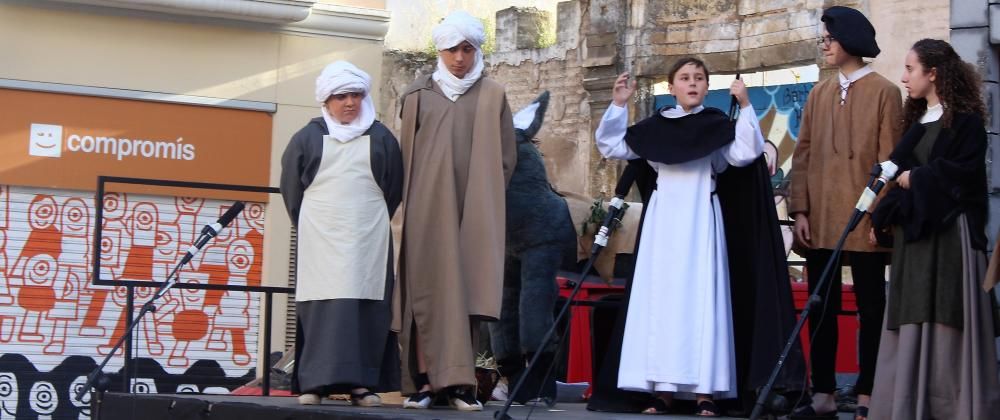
[869,38,1000,419]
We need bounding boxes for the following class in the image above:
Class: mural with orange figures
[0,185,265,419]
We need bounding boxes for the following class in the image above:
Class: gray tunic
[280,118,403,394]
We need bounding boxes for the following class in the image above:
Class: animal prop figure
[489,91,576,404]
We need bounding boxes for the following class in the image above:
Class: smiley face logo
[29,124,63,158]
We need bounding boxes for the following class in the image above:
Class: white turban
[431,11,485,101]
[315,61,376,143]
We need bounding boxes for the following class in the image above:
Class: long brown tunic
[394,75,516,392]
[788,72,903,251]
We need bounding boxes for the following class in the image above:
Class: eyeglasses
[817,35,836,47]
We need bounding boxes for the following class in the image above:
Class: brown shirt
[788,71,903,252]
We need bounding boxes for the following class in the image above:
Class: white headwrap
[315,61,376,142]
[431,11,486,102]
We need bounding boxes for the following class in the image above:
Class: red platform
[792,281,860,374]
[558,277,861,386]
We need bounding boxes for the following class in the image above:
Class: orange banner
[0,88,273,201]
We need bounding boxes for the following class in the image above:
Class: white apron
[295,135,389,302]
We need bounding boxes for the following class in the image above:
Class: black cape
[871,113,989,250]
[587,110,805,414]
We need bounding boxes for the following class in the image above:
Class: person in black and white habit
[590,58,804,417]
[280,60,403,407]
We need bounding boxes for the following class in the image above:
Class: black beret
[821,6,880,58]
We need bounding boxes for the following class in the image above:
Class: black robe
[872,113,989,250]
[587,108,805,413]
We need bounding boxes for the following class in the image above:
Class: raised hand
[729,79,751,108]
[612,72,637,107]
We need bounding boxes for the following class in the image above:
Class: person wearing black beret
[787,6,903,420]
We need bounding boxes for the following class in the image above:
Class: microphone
[591,196,627,255]
[854,161,898,213]
[871,160,899,194]
[180,201,245,265]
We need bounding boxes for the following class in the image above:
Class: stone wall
[951,0,1000,247]
[380,0,944,198]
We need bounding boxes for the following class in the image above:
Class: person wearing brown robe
[393,10,517,412]
[788,7,903,420]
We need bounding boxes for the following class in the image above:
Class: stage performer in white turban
[281,60,403,407]
[394,10,517,411]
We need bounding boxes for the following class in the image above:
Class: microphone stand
[749,164,883,420]
[75,230,212,403]
[495,201,627,420]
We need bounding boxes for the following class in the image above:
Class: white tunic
[296,134,390,302]
[596,103,764,398]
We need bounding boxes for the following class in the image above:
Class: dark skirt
[291,267,400,395]
[886,219,963,329]
[871,215,1000,419]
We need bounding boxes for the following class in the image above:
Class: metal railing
[92,176,293,396]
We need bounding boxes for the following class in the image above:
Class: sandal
[695,399,722,417]
[349,391,381,407]
[855,406,869,420]
[790,405,839,419]
[641,397,672,415]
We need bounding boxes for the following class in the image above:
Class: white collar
[838,65,873,86]
[921,103,944,124]
[660,104,705,119]
[837,65,873,103]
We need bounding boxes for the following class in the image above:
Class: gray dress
[871,119,1000,419]
[280,118,403,394]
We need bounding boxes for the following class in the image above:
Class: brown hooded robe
[394,74,516,393]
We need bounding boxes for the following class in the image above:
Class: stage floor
[98,392,857,419]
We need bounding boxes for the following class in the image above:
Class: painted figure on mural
[47,197,91,354]
[0,371,18,420]
[19,254,59,344]
[395,10,516,411]
[206,239,254,366]
[281,60,403,406]
[79,193,128,338]
[164,272,211,367]
[0,230,14,343]
[121,202,158,282]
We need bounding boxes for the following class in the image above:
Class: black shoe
[509,353,557,406]
[447,386,482,411]
[403,390,433,409]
